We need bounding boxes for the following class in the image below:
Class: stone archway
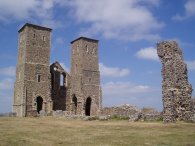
[85,97,92,116]
[36,96,43,114]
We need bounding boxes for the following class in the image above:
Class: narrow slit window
[33,33,36,38]
[37,75,41,82]
[75,64,77,74]
[43,36,45,41]
[86,45,88,52]
[77,45,79,52]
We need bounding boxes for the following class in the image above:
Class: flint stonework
[157,41,193,123]
[13,23,102,117]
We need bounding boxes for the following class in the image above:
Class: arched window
[72,95,77,115]
[86,45,89,52]
[85,97,92,116]
[42,36,45,41]
[37,75,41,82]
[60,74,64,86]
[36,96,43,114]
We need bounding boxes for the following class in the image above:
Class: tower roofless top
[18,23,52,33]
[71,37,99,44]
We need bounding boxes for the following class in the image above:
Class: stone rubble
[101,104,162,121]
[101,104,141,117]
[141,108,162,121]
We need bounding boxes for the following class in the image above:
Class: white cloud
[101,81,162,109]
[0,66,15,77]
[65,0,164,41]
[103,82,151,96]
[0,0,60,28]
[185,0,195,16]
[99,63,130,77]
[136,47,159,61]
[173,0,195,20]
[186,60,195,71]
[0,78,14,90]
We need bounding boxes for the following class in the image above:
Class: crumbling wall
[101,105,162,121]
[157,41,193,123]
[101,104,141,117]
[50,62,70,111]
[191,98,195,121]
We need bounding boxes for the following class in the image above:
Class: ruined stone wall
[191,98,195,121]
[157,41,193,123]
[101,104,141,117]
[50,62,70,111]
[13,24,52,116]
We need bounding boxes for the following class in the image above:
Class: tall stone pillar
[157,41,193,123]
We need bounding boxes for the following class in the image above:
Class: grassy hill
[0,117,195,146]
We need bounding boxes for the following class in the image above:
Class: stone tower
[68,37,102,116]
[13,23,53,116]
[157,41,193,123]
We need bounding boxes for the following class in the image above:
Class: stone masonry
[13,24,52,117]
[191,98,195,121]
[157,41,193,123]
[68,38,102,116]
[13,23,102,117]
[50,62,70,111]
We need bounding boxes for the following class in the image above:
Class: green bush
[110,115,129,120]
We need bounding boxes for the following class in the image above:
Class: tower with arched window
[13,23,53,116]
[69,37,102,116]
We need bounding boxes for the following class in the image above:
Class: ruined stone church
[13,23,102,117]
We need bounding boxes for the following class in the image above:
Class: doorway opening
[36,96,43,114]
[85,97,92,116]
[72,95,77,115]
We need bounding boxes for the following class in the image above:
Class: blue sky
[0,0,195,113]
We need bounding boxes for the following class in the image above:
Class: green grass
[0,117,195,146]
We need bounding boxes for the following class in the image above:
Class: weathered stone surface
[39,110,47,116]
[101,104,141,118]
[50,62,70,111]
[157,41,193,123]
[129,113,141,122]
[141,108,162,121]
[101,105,161,121]
[13,23,102,117]
[191,98,195,122]
[68,37,102,117]
[99,115,109,121]
[52,110,64,117]
[13,23,52,117]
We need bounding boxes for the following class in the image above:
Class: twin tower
[13,23,102,117]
